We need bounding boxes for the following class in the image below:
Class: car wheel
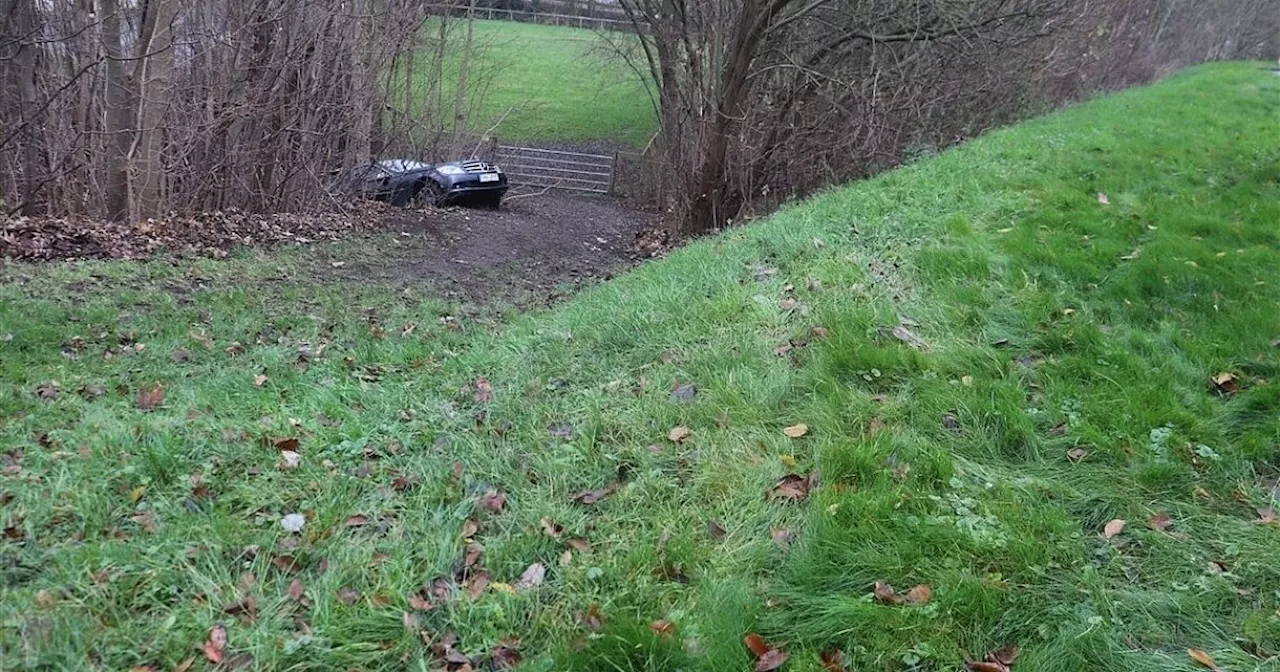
[418,180,447,207]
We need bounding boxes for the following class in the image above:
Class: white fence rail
[424,4,635,31]
[495,145,617,194]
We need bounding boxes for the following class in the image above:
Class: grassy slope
[439,19,656,147]
[2,63,1278,671]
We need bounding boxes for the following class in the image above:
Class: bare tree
[0,0,471,219]
[617,0,1276,236]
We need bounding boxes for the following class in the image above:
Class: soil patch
[329,192,659,303]
[2,193,665,305]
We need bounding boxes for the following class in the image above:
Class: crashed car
[343,158,508,208]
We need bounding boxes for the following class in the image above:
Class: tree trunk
[686,1,769,234]
[13,0,42,215]
[134,0,177,217]
[452,0,477,153]
[101,0,133,221]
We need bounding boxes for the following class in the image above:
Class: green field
[437,19,656,147]
[3,63,1279,670]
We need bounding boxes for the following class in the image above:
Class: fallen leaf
[771,528,795,549]
[135,383,164,411]
[571,485,616,505]
[287,579,304,601]
[278,450,301,470]
[337,587,360,605]
[1187,649,1218,670]
[1256,507,1278,525]
[650,619,676,637]
[1211,372,1238,395]
[130,485,147,503]
[202,624,227,664]
[131,511,157,533]
[189,330,214,349]
[891,325,928,349]
[515,563,546,591]
[780,454,798,468]
[174,656,196,672]
[473,378,493,403]
[873,580,901,605]
[565,537,591,552]
[670,383,697,402]
[668,426,692,443]
[1147,512,1174,532]
[271,436,300,452]
[1097,191,1110,205]
[905,584,932,605]
[253,374,268,387]
[1207,560,1229,575]
[78,383,106,399]
[989,647,1020,666]
[222,595,257,620]
[1067,447,1089,463]
[768,473,814,501]
[401,611,419,632]
[1103,518,1127,539]
[460,543,483,569]
[271,555,301,573]
[756,648,789,671]
[781,297,799,311]
[820,649,847,672]
[465,570,490,599]
[962,375,974,387]
[783,424,808,438]
[35,589,55,607]
[479,490,506,513]
[491,644,522,669]
[460,519,479,539]
[743,634,770,657]
[35,381,60,400]
[539,518,564,538]
[706,520,726,539]
[408,592,433,611]
[578,603,604,631]
[345,515,369,527]
[171,348,192,363]
[280,513,305,533]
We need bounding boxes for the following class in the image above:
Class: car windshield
[375,159,431,174]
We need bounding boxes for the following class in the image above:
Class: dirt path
[328,192,660,303]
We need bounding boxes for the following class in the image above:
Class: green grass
[3,62,1279,671]
[436,19,656,147]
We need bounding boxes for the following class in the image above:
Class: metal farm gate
[494,145,617,195]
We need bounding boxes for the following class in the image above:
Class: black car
[344,158,508,208]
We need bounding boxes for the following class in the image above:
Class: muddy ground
[329,192,662,303]
[1,192,666,305]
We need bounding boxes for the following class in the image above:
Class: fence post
[607,151,619,196]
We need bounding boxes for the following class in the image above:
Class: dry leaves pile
[1,205,390,261]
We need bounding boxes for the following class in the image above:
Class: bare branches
[0,0,462,218]
[610,0,1275,236]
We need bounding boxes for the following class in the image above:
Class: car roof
[375,159,432,173]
